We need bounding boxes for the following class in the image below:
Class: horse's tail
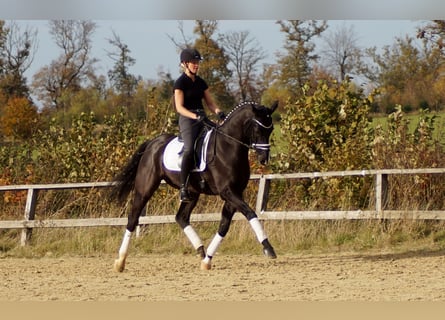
[109,140,150,203]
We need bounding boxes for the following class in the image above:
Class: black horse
[110,101,278,271]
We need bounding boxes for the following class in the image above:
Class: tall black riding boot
[180,151,194,202]
[180,183,191,202]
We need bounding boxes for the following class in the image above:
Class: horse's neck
[221,108,251,141]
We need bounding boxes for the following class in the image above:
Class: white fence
[1,168,444,246]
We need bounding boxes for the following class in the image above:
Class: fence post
[375,173,388,219]
[382,174,388,211]
[255,175,270,214]
[20,188,39,246]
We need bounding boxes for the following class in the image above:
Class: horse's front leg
[222,188,277,260]
[175,195,206,258]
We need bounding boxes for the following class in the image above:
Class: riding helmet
[180,48,202,63]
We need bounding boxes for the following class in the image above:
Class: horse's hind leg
[114,186,158,272]
[201,202,235,270]
[175,195,206,258]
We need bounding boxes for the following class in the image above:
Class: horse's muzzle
[253,143,270,165]
[259,155,269,165]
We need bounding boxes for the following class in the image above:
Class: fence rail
[1,168,444,246]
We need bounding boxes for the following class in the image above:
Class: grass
[371,110,445,143]
[2,219,445,259]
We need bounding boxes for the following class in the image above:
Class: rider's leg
[178,115,201,202]
[179,154,193,201]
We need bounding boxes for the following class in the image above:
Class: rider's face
[186,60,200,73]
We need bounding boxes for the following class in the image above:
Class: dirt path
[1,250,445,301]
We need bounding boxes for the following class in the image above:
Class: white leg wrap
[206,233,224,258]
[183,225,203,250]
[118,229,132,257]
[249,217,267,243]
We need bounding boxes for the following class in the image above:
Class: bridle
[250,118,273,152]
[204,115,273,153]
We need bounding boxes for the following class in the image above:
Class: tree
[417,20,445,54]
[167,20,194,51]
[0,96,39,140]
[106,30,139,107]
[32,20,97,111]
[0,20,6,72]
[168,20,235,108]
[276,20,327,99]
[365,36,444,113]
[192,20,234,109]
[320,23,363,81]
[219,30,267,101]
[0,21,37,100]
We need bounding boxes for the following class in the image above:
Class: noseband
[250,118,272,152]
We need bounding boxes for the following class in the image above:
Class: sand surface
[2,250,445,301]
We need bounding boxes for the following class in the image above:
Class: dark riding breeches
[179,114,203,186]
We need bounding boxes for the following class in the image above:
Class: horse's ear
[270,100,278,113]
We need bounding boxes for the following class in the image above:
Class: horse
[110,101,279,271]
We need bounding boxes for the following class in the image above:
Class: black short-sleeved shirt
[174,73,209,111]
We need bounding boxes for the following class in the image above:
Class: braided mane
[223,101,258,123]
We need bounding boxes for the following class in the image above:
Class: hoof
[114,259,125,272]
[262,239,277,259]
[200,260,212,270]
[263,247,277,259]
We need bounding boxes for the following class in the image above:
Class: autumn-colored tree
[0,96,39,140]
[0,20,37,146]
[416,20,445,111]
[192,20,234,109]
[276,20,327,100]
[365,36,444,113]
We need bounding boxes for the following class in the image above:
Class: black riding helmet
[180,48,203,63]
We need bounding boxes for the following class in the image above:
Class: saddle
[163,127,213,172]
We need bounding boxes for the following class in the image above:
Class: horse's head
[246,101,278,165]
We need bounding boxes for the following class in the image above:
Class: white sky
[14,20,424,83]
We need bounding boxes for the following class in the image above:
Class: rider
[174,48,225,202]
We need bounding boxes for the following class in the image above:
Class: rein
[203,121,251,150]
[203,117,271,152]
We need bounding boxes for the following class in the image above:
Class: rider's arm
[174,89,200,120]
[203,89,222,115]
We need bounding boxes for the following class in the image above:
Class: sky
[12,19,425,84]
[1,0,442,97]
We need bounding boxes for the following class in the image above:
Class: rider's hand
[196,114,206,122]
[217,111,226,121]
